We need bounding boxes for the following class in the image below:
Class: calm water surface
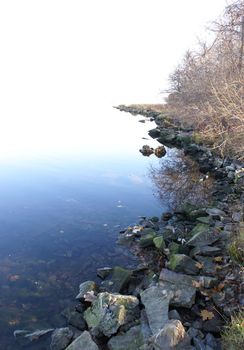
[0,109,166,348]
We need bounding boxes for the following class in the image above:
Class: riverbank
[13,105,243,350]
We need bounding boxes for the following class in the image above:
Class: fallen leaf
[192,280,203,288]
[195,262,204,269]
[213,283,225,293]
[200,309,215,321]
[214,256,223,262]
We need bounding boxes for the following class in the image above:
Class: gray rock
[169,309,181,321]
[193,337,206,350]
[190,246,221,257]
[84,292,139,337]
[50,328,73,350]
[107,326,144,350]
[205,333,217,348]
[206,208,226,218]
[159,269,196,308]
[152,320,191,350]
[140,230,157,248]
[232,211,243,222]
[76,281,97,300]
[140,286,171,334]
[186,227,220,247]
[168,254,199,275]
[65,331,98,350]
[195,256,216,276]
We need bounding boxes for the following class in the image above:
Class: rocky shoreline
[14,105,243,349]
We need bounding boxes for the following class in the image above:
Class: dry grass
[222,311,244,350]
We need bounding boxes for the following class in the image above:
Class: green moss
[168,242,180,254]
[222,311,244,350]
[153,236,165,250]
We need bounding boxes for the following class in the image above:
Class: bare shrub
[167,0,244,159]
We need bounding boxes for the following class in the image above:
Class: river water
[0,107,167,349]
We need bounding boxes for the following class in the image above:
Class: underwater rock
[50,327,73,350]
[100,266,132,293]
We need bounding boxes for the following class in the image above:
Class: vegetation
[166,0,244,159]
[222,311,244,350]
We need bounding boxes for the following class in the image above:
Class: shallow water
[0,109,166,348]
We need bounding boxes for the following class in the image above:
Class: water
[0,108,166,348]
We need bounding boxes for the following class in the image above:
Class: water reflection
[149,150,214,210]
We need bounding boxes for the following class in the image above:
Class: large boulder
[84,292,139,337]
[140,286,171,334]
[107,326,144,350]
[65,331,98,350]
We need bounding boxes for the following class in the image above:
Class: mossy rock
[153,236,165,250]
[168,242,180,254]
[189,224,209,237]
[140,231,157,248]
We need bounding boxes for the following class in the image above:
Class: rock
[186,226,220,247]
[188,209,208,221]
[152,320,191,350]
[154,146,166,158]
[101,266,132,293]
[195,256,216,276]
[150,216,159,223]
[168,309,182,321]
[76,281,97,300]
[148,128,161,139]
[50,328,73,350]
[193,337,206,350]
[162,212,173,221]
[97,267,113,279]
[84,292,139,337]
[196,217,212,225]
[157,130,177,144]
[168,242,181,255]
[206,208,226,218]
[140,145,154,157]
[67,311,86,330]
[205,333,218,349]
[65,331,98,350]
[140,231,157,248]
[107,325,144,350]
[232,211,243,222]
[168,254,199,275]
[153,236,165,250]
[14,328,54,346]
[190,246,221,258]
[140,286,171,334]
[159,269,196,308]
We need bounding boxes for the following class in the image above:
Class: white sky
[0,0,228,159]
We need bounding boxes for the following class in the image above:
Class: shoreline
[14,105,243,350]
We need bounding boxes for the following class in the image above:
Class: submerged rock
[97,267,113,279]
[75,281,97,300]
[84,292,139,337]
[14,328,54,347]
[50,327,73,350]
[65,331,98,350]
[107,325,144,350]
[100,266,132,293]
[140,286,171,334]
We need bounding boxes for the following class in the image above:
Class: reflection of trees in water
[149,150,214,210]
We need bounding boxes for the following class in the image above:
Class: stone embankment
[14,105,243,349]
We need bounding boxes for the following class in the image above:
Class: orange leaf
[200,309,215,321]
[195,262,204,269]
[213,283,225,293]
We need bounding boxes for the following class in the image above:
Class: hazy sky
[0,0,228,159]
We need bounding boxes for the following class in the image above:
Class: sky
[0,0,228,159]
